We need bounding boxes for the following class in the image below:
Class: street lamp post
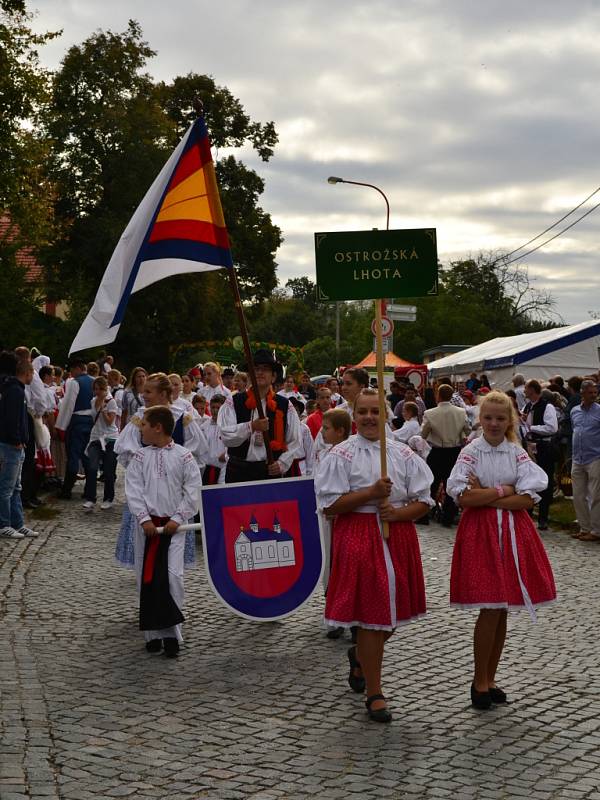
[327,175,392,538]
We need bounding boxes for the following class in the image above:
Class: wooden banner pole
[374,297,390,539]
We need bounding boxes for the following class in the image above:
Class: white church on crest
[234,513,296,572]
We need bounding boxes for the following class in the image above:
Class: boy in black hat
[217,349,302,483]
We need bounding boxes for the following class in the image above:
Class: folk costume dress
[125,443,202,644]
[446,437,556,619]
[314,434,434,631]
[114,406,206,569]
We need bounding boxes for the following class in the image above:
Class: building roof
[238,529,293,543]
[0,214,43,282]
[421,344,470,357]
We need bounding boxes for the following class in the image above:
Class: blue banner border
[199,476,324,621]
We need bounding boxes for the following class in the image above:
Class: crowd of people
[2,345,599,722]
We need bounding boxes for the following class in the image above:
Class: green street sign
[314,228,438,301]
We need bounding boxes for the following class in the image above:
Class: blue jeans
[0,442,25,529]
[66,415,93,476]
[84,440,117,502]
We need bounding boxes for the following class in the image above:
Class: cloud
[31,0,600,323]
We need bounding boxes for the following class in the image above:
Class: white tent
[427,320,600,389]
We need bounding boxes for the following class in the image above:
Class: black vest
[524,397,550,439]
[228,391,289,461]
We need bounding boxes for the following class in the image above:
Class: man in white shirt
[218,350,301,483]
[522,379,559,530]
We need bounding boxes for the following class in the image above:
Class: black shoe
[471,683,492,710]
[489,685,508,704]
[326,626,344,640]
[365,694,392,723]
[145,639,162,653]
[56,490,72,500]
[163,638,180,658]
[538,521,548,531]
[22,500,37,509]
[350,626,358,644]
[347,646,366,693]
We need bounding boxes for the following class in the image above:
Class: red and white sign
[371,316,394,338]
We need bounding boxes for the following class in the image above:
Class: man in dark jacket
[0,355,39,538]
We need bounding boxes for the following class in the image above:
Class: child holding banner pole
[314,389,434,723]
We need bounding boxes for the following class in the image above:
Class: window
[255,547,263,559]
[268,545,275,558]
[282,546,289,558]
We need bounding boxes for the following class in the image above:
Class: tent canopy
[356,351,416,369]
[427,320,600,387]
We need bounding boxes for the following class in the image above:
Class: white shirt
[446,437,548,504]
[125,443,202,526]
[197,383,232,403]
[88,397,119,447]
[204,419,227,479]
[114,405,208,468]
[217,394,302,473]
[314,433,435,513]
[299,422,315,475]
[514,385,527,412]
[392,417,421,443]
[56,377,87,430]
[525,401,559,437]
[26,370,50,417]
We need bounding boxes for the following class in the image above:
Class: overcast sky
[31,0,600,324]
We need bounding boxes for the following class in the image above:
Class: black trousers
[20,414,40,502]
[427,445,462,525]
[534,441,555,524]
[225,457,271,484]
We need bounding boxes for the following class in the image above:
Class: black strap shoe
[145,639,162,653]
[163,637,180,658]
[471,683,492,709]
[489,685,508,704]
[365,694,392,723]
[347,646,366,693]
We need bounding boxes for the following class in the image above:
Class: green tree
[46,23,281,367]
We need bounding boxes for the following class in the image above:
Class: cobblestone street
[2,484,600,800]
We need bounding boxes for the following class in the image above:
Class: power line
[505,184,600,258]
[505,197,600,266]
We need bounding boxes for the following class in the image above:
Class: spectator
[570,380,600,541]
[421,384,470,526]
[298,372,316,401]
[306,386,333,439]
[511,374,527,412]
[465,372,481,392]
[522,379,559,530]
[120,367,147,430]
[438,376,467,409]
[0,354,38,538]
[386,381,404,408]
[393,386,426,423]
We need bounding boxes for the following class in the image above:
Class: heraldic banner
[199,476,324,621]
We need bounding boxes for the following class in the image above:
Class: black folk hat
[241,348,283,382]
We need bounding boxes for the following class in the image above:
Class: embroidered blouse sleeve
[514,446,547,503]
[114,411,143,466]
[124,451,152,525]
[313,446,352,511]
[446,447,478,501]
[182,412,209,465]
[217,397,252,446]
[171,451,203,525]
[276,404,302,472]
[402,448,436,507]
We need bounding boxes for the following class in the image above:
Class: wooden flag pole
[374,297,390,540]
[227,268,274,464]
[192,98,273,465]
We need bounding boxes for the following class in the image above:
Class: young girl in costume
[314,388,433,723]
[446,391,556,709]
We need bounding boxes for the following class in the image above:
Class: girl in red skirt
[314,388,434,722]
[447,391,556,709]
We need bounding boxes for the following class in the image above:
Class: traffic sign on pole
[371,316,394,338]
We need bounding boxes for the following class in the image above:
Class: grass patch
[549,496,577,531]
